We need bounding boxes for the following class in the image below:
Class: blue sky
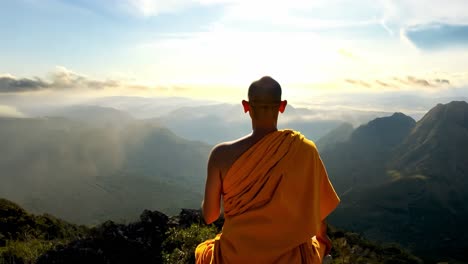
[1,0,468,106]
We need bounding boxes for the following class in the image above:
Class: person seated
[195,76,340,263]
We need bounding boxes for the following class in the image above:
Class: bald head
[248,76,282,103]
[243,76,286,124]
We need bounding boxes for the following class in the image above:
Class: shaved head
[248,76,282,102]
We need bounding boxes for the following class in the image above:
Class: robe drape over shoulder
[196,130,340,264]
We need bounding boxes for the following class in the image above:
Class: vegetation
[1,198,423,264]
[162,224,217,264]
[0,199,88,264]
[159,224,422,264]
[328,226,422,264]
[0,239,67,264]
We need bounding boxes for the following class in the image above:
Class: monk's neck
[251,127,278,139]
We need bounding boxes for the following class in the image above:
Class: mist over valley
[1,95,467,262]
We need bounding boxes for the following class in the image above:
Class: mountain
[154,103,347,144]
[316,122,353,152]
[392,101,468,184]
[87,96,395,125]
[322,112,416,193]
[5,94,400,145]
[0,117,210,224]
[89,96,218,119]
[151,103,251,144]
[50,105,135,126]
[325,101,468,263]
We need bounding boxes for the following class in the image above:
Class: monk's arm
[201,147,222,224]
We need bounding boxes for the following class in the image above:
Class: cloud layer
[345,76,452,90]
[0,67,128,94]
[0,105,26,118]
[404,23,468,50]
[0,75,48,93]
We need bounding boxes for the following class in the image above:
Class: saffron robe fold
[196,130,340,264]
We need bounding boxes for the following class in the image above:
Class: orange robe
[196,130,340,264]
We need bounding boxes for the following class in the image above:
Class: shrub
[162,224,217,264]
[0,239,66,264]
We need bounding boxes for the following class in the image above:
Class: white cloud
[122,0,323,17]
[118,0,468,37]
[381,0,468,40]
[121,0,196,16]
[121,0,382,31]
[137,30,350,86]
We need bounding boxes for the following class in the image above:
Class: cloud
[117,0,381,33]
[212,0,381,32]
[0,67,200,98]
[0,75,49,93]
[0,67,138,94]
[375,80,391,87]
[345,79,371,88]
[402,23,468,50]
[0,105,26,118]
[120,0,196,16]
[380,1,468,48]
[395,76,450,87]
[382,0,468,28]
[345,76,453,90]
[434,79,450,85]
[49,66,120,90]
[406,76,430,87]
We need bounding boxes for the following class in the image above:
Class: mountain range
[4,95,401,144]
[0,99,467,262]
[0,116,210,225]
[322,101,468,263]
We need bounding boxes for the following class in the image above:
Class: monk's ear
[279,100,287,113]
[242,100,250,113]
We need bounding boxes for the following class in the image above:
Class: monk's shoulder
[296,135,321,157]
[211,142,227,152]
[211,137,252,167]
[210,139,240,161]
[209,142,228,163]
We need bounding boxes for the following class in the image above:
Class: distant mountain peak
[350,112,415,145]
[391,112,412,119]
[392,100,468,182]
[415,100,468,130]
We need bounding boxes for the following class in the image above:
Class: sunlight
[138,30,347,97]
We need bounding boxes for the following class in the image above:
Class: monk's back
[215,134,269,180]
[196,76,340,264]
[204,130,337,263]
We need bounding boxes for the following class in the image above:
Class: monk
[195,76,340,264]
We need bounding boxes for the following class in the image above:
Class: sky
[1,0,468,111]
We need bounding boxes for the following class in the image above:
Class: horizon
[1,2,468,261]
[1,0,468,118]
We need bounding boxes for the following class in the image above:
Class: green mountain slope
[322,112,416,193]
[0,116,210,224]
[316,122,353,152]
[324,101,468,263]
